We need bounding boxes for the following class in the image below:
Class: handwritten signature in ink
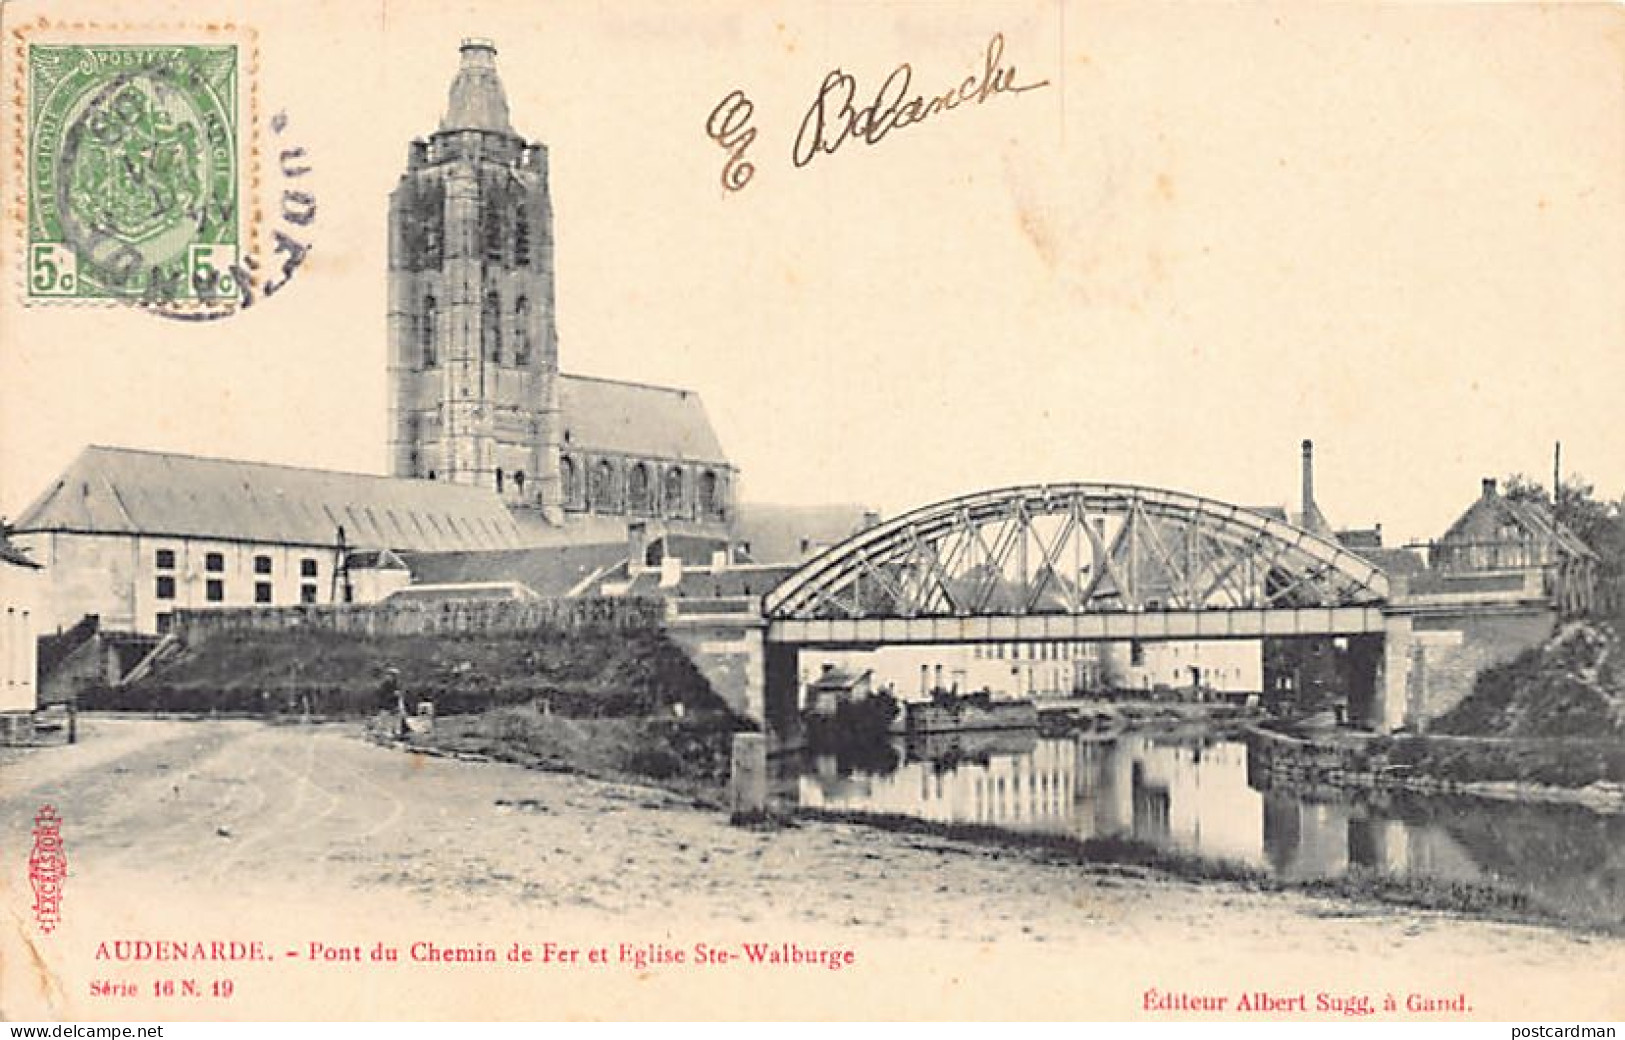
[705,31,1049,192]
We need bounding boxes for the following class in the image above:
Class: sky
[4,0,1623,546]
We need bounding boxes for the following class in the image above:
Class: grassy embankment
[1259,617,1625,789]
[1391,616,1625,788]
[108,626,752,790]
[1434,616,1625,739]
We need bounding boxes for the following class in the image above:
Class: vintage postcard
[2,0,1623,1023]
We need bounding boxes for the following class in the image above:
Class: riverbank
[1248,723,1625,812]
[794,805,1625,935]
[378,702,745,805]
[3,717,1621,1020]
[408,704,1625,933]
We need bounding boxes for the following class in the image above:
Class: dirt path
[1,717,1619,1020]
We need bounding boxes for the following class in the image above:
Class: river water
[788,730,1625,917]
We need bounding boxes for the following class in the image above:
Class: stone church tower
[386,39,561,521]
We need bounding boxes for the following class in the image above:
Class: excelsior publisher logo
[29,804,67,934]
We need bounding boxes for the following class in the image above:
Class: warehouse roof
[13,445,524,552]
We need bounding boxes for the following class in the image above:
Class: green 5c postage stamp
[26,44,239,303]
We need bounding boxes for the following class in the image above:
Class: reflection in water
[792,734,1625,913]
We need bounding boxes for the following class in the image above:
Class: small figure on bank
[379,666,407,738]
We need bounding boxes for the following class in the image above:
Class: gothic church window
[515,202,530,267]
[698,470,721,520]
[421,295,437,367]
[483,291,502,363]
[514,297,531,365]
[664,467,686,518]
[628,463,652,516]
[591,460,620,514]
[561,456,582,510]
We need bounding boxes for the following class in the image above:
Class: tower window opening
[496,467,504,493]
[421,295,437,367]
[515,202,530,266]
[482,192,504,263]
[483,290,502,364]
[514,296,531,365]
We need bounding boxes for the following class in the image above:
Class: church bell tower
[387,39,561,521]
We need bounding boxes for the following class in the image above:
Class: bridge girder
[762,483,1389,623]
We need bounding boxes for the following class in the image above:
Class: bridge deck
[766,605,1387,647]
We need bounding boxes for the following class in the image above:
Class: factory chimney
[1301,439,1315,522]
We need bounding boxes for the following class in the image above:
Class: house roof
[809,666,872,691]
[733,502,878,564]
[1349,546,1427,577]
[559,374,729,464]
[13,445,525,553]
[400,542,629,598]
[345,548,410,571]
[1440,489,1596,560]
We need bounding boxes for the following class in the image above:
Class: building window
[514,202,530,266]
[628,463,652,516]
[1130,641,1145,667]
[483,290,502,364]
[514,296,531,365]
[254,555,272,575]
[255,582,273,604]
[205,552,225,572]
[156,613,173,635]
[300,583,318,604]
[421,295,437,368]
[300,558,318,578]
[496,467,504,493]
[206,579,225,603]
[514,470,526,496]
[155,549,176,569]
[156,576,176,600]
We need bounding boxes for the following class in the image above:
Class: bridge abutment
[1380,570,1558,732]
[661,602,767,725]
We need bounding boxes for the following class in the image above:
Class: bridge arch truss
[762,484,1390,645]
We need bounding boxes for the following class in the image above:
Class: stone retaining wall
[175,597,662,643]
